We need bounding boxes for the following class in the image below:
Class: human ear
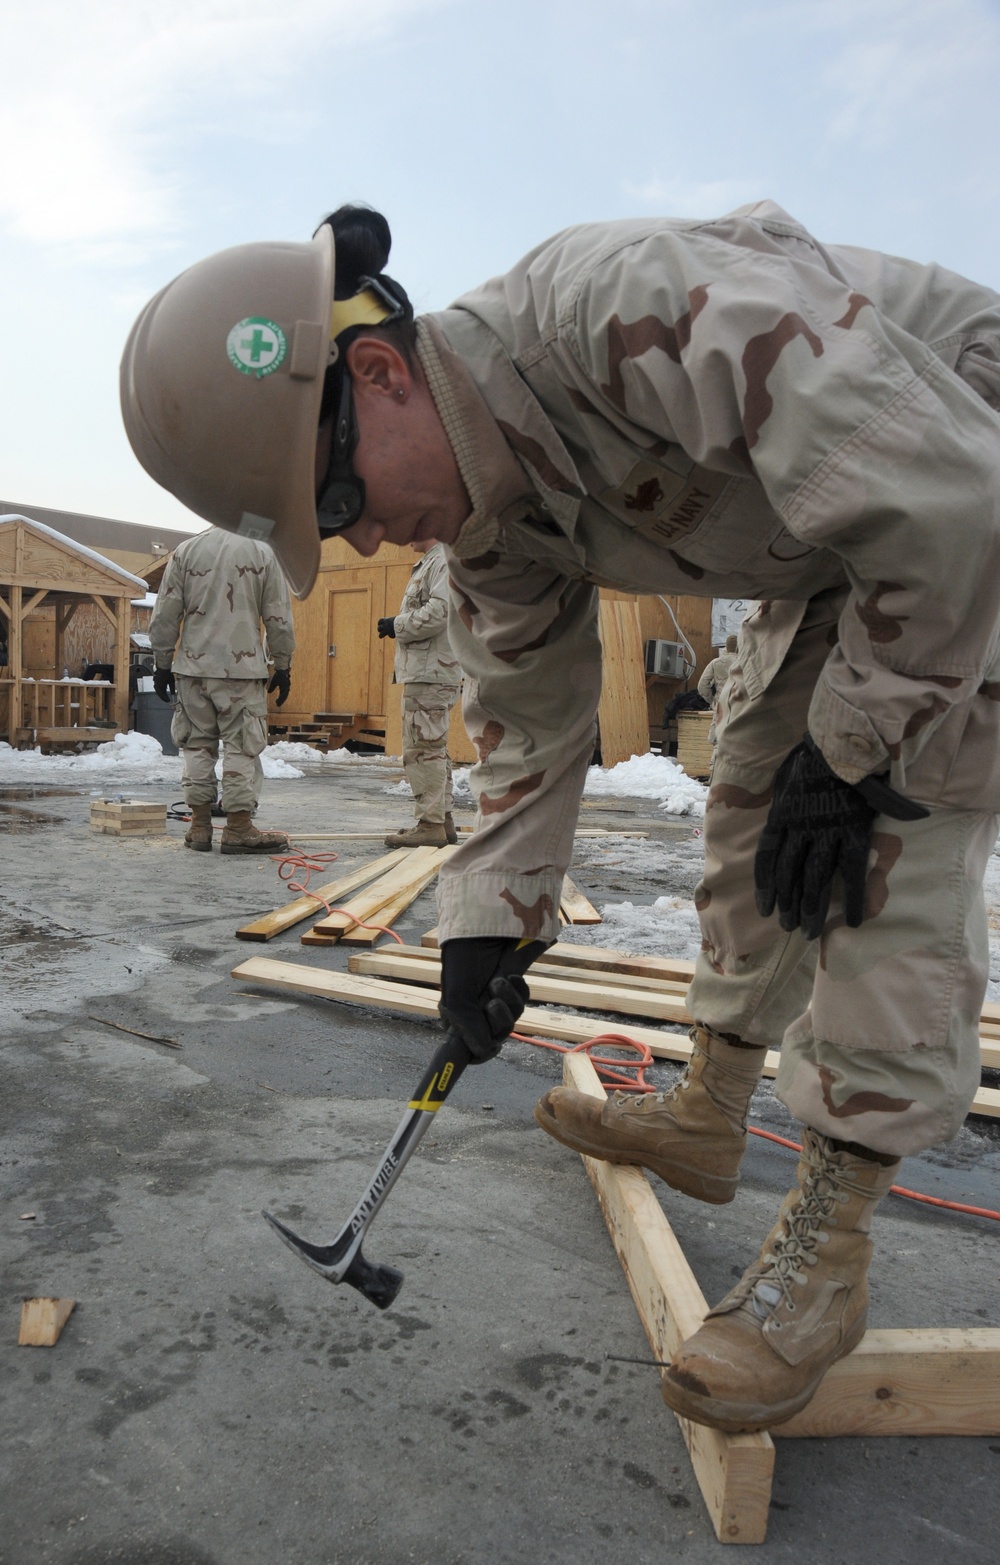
[345,336,409,399]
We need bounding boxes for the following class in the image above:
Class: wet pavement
[2,762,999,1564]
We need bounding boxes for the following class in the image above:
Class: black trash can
[133,690,179,756]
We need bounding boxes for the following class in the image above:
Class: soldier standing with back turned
[149,527,295,854]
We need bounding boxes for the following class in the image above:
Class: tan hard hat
[121,229,334,598]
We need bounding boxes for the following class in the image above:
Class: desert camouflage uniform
[394,544,462,824]
[149,529,294,813]
[420,199,1000,1156]
[697,648,737,744]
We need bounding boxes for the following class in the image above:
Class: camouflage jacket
[150,528,295,679]
[393,544,462,687]
[697,651,736,705]
[420,200,1000,944]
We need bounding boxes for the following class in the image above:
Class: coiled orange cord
[270,850,405,945]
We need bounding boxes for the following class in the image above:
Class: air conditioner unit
[644,638,686,679]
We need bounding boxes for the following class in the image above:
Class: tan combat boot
[444,813,459,844]
[184,802,213,852]
[383,819,449,849]
[533,1026,766,1204]
[661,1129,899,1431]
[220,810,289,854]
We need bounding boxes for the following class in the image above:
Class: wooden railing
[18,678,115,733]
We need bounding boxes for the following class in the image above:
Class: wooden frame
[561,1050,1000,1543]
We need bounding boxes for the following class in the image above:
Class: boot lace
[736,1139,867,1319]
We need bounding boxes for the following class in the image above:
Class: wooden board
[339,853,456,945]
[562,1050,774,1543]
[235,849,408,941]
[597,595,651,766]
[347,949,692,1025]
[558,874,602,925]
[777,1328,1000,1438]
[307,846,454,940]
[229,958,1000,1121]
[19,1297,75,1347]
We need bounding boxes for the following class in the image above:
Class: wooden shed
[0,513,147,748]
[270,537,711,766]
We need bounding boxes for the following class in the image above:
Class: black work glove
[439,938,549,1062]
[152,667,175,703]
[268,667,291,707]
[754,735,929,941]
[377,617,396,639]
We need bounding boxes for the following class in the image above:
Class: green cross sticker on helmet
[226,316,287,378]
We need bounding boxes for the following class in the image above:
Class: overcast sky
[2,0,999,533]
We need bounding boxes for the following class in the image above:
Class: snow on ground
[582,752,708,816]
[0,733,306,785]
[566,895,703,960]
[386,752,708,816]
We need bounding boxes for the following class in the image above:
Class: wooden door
[326,583,373,714]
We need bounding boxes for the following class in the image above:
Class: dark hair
[315,204,419,437]
[319,203,416,356]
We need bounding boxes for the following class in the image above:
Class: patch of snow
[563,896,702,960]
[584,752,707,817]
[266,741,375,767]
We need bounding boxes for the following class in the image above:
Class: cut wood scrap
[87,1015,180,1048]
[558,874,602,925]
[307,846,453,940]
[19,1298,75,1347]
[561,1049,773,1543]
[776,1327,1000,1438]
[340,852,456,946]
[230,957,1000,1121]
[236,848,408,941]
[347,949,692,1025]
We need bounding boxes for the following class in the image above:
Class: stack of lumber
[230,935,1000,1122]
[236,848,602,946]
[676,710,713,779]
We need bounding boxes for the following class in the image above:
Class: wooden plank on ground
[561,1049,773,1543]
[19,1298,75,1347]
[340,849,457,945]
[559,875,602,925]
[306,846,450,940]
[230,959,1000,1121]
[385,943,691,998]
[776,1328,1000,1438]
[347,950,691,1024]
[236,849,409,941]
[421,928,696,984]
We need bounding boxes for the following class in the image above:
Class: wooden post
[114,595,130,734]
[9,582,21,744]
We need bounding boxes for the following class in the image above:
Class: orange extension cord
[271,849,404,945]
[510,1027,1000,1223]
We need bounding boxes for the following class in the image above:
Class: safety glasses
[315,276,406,536]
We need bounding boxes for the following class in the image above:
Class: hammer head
[262,1208,404,1310]
[342,1251,404,1311]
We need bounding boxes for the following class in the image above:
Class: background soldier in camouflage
[149,528,295,854]
[123,198,1000,1434]
[379,539,462,848]
[697,632,739,747]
